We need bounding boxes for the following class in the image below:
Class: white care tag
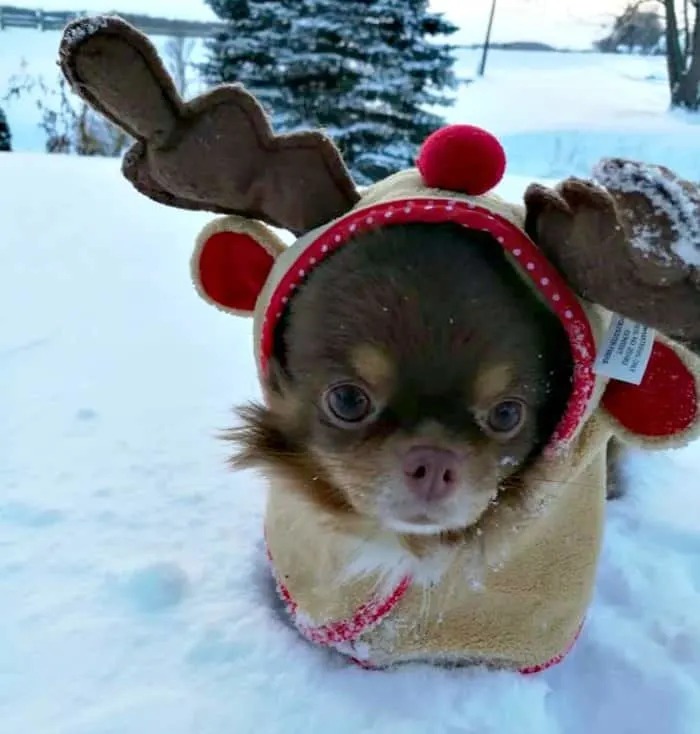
[593,314,655,385]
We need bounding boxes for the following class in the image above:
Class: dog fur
[229,222,577,561]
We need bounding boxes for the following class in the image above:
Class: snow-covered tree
[0,106,11,152]
[201,0,299,122]
[202,0,458,184]
[348,0,459,181]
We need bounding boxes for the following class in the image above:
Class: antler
[524,160,700,346]
[58,15,360,235]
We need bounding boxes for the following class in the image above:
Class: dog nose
[402,446,460,502]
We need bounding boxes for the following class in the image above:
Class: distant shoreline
[459,41,581,53]
[460,41,665,56]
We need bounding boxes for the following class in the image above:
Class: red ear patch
[602,341,698,438]
[196,230,275,313]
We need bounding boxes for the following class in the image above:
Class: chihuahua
[230,222,577,542]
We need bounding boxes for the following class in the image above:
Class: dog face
[232,222,573,535]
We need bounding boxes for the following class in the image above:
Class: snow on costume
[58,16,700,674]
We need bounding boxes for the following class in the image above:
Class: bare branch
[163,35,196,98]
[3,62,132,155]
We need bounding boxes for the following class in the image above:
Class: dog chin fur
[372,478,499,540]
[339,530,457,591]
[382,519,448,536]
[343,504,490,589]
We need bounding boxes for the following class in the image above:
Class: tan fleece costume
[58,15,700,674]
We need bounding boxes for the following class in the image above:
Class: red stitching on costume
[266,540,410,648]
[259,199,597,453]
[519,622,583,675]
[266,538,581,674]
[345,625,583,674]
[297,575,412,647]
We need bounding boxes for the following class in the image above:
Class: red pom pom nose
[417,124,506,196]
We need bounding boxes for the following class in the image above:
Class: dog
[59,14,700,672]
[229,222,579,549]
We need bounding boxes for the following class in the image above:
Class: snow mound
[447,48,700,183]
[2,152,700,733]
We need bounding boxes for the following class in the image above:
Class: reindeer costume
[58,16,700,673]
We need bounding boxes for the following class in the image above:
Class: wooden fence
[0,5,227,38]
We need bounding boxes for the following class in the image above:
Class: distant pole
[478,0,497,77]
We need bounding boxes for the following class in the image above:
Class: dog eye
[324,383,373,424]
[486,399,526,435]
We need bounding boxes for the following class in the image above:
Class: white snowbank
[446,48,700,182]
[2,152,700,734]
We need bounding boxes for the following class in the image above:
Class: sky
[7,0,631,50]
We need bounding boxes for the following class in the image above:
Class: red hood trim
[260,197,597,453]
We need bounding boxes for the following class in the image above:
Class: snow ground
[2,20,700,734]
[2,150,700,734]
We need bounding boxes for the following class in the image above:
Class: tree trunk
[665,0,684,101]
[666,0,700,109]
[477,0,497,77]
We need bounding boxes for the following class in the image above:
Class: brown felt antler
[524,159,700,346]
[58,15,360,235]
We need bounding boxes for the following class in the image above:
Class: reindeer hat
[58,15,700,455]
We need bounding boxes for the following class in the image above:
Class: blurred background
[1,0,698,182]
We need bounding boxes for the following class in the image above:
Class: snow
[59,14,110,49]
[2,25,700,734]
[442,49,700,183]
[592,158,700,268]
[3,151,700,734]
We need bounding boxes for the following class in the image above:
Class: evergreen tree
[203,0,458,184]
[0,106,11,152]
[332,0,459,182]
[201,0,300,123]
